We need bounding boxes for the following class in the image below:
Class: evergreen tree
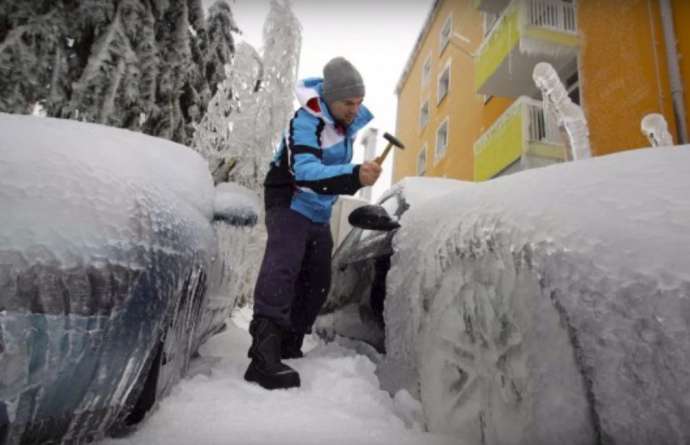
[0,0,237,145]
[203,1,237,96]
[0,1,70,114]
[191,0,301,192]
[191,42,262,186]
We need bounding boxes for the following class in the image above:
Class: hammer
[375,132,406,165]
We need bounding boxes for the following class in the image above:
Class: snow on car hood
[398,146,690,284]
[0,113,216,268]
[380,176,473,208]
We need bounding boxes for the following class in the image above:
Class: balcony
[474,0,511,15]
[474,96,567,181]
[475,0,579,98]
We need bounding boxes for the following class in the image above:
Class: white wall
[330,195,368,249]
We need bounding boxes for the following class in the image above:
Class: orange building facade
[393,0,690,183]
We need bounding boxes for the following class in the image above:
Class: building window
[437,61,451,104]
[566,70,580,105]
[439,14,452,52]
[436,118,449,160]
[420,101,429,129]
[484,12,499,37]
[417,145,427,176]
[421,54,432,88]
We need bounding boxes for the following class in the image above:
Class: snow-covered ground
[100,307,457,445]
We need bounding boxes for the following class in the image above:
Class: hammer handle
[375,143,393,165]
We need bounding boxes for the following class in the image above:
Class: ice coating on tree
[192,0,301,193]
[532,62,591,161]
[191,0,301,307]
[641,113,674,147]
[0,0,238,145]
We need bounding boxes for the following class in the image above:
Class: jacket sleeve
[289,111,362,196]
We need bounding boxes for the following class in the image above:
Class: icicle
[532,62,591,161]
[641,113,674,147]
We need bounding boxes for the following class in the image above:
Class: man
[244,57,381,390]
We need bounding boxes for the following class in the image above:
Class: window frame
[439,13,453,53]
[437,59,451,104]
[417,144,427,176]
[421,52,432,88]
[419,100,430,130]
[483,12,499,37]
[435,118,449,161]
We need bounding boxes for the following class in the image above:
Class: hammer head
[383,132,405,149]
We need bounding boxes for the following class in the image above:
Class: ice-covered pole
[532,62,591,161]
[641,113,674,147]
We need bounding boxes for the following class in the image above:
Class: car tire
[124,336,164,427]
[417,242,596,444]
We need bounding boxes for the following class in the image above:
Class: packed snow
[99,308,457,445]
[383,146,690,444]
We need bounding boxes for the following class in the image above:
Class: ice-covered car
[0,114,259,444]
[318,147,690,444]
[316,177,468,352]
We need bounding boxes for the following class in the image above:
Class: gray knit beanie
[322,57,365,104]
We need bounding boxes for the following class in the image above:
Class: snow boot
[244,317,301,390]
[281,331,305,359]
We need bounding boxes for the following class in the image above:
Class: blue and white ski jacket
[264,77,374,224]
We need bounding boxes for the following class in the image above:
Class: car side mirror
[213,183,260,227]
[348,205,400,231]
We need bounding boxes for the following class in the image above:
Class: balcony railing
[526,101,561,144]
[478,0,577,58]
[474,96,565,180]
[475,0,579,97]
[526,0,577,33]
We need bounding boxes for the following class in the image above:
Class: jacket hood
[295,77,373,134]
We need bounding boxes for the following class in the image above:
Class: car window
[381,195,400,221]
[335,227,362,254]
[360,229,378,240]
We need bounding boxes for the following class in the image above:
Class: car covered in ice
[317,146,690,444]
[316,177,467,352]
[0,114,259,444]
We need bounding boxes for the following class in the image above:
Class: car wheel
[124,335,165,427]
[417,242,595,444]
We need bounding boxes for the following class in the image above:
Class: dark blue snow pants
[253,207,333,333]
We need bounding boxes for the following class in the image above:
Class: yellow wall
[672,0,690,140]
[578,0,677,155]
[474,103,523,180]
[394,0,485,183]
[395,0,690,186]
